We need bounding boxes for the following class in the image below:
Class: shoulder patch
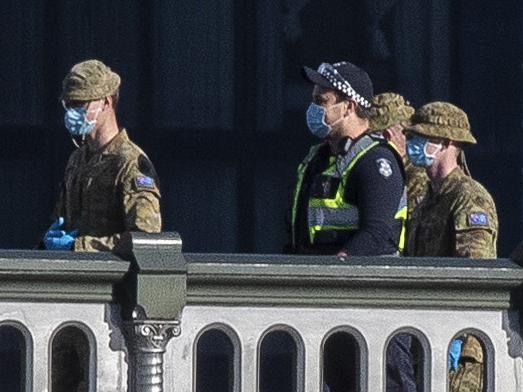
[468,212,489,226]
[135,176,155,189]
[376,158,393,178]
[138,155,155,177]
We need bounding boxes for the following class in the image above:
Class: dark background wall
[0,0,521,256]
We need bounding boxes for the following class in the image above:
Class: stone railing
[0,233,522,392]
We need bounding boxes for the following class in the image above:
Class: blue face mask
[406,135,441,167]
[306,102,345,139]
[306,103,332,139]
[63,105,100,136]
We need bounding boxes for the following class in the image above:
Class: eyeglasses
[316,63,371,108]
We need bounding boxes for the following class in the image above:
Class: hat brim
[301,66,335,90]
[369,119,412,133]
[400,120,413,129]
[405,123,477,145]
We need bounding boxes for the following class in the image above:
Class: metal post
[126,317,181,392]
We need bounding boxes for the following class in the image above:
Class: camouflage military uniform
[369,93,429,217]
[404,102,497,392]
[54,129,161,251]
[405,102,498,258]
[449,336,483,392]
[406,167,494,392]
[406,167,497,258]
[49,59,161,252]
[403,158,428,217]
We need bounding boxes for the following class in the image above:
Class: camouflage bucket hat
[61,59,121,102]
[405,101,477,144]
[369,92,415,131]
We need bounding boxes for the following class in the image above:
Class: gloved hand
[448,338,463,371]
[44,217,79,250]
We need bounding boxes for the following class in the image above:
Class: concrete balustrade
[0,235,521,391]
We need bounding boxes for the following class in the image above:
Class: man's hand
[383,124,406,157]
[44,217,79,250]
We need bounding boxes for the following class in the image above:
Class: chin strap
[458,150,471,176]
[70,134,86,149]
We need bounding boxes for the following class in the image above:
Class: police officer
[369,93,428,218]
[43,59,162,252]
[405,102,498,392]
[290,61,416,392]
[289,61,407,257]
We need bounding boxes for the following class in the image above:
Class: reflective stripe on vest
[291,134,407,252]
[291,144,323,249]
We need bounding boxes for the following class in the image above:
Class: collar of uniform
[325,132,371,156]
[430,166,463,196]
[340,136,352,154]
[341,131,375,155]
[332,135,363,155]
[101,129,130,156]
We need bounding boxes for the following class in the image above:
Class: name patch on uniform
[135,176,155,189]
[468,212,489,226]
[376,158,393,178]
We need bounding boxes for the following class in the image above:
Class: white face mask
[424,140,443,158]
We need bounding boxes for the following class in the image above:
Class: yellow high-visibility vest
[291,134,407,252]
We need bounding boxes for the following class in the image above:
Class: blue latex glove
[45,217,66,239]
[44,217,79,250]
[448,338,463,370]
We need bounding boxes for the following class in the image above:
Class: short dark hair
[333,90,371,119]
[453,144,462,158]
[111,89,119,114]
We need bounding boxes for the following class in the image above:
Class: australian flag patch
[468,212,488,226]
[135,176,155,189]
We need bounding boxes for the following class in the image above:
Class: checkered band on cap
[318,62,372,108]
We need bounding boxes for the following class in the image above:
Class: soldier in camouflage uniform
[404,102,497,392]
[405,102,497,258]
[449,336,484,392]
[43,59,161,252]
[369,93,428,217]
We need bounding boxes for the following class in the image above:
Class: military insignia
[468,212,488,226]
[376,158,393,178]
[135,176,155,189]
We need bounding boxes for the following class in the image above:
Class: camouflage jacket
[449,335,483,392]
[404,158,429,218]
[406,167,497,258]
[54,129,162,251]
